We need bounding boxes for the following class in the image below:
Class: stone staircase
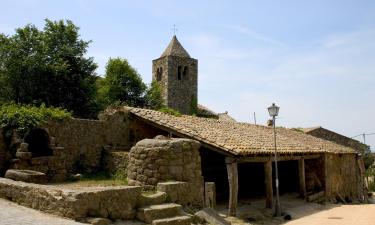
[136,191,192,225]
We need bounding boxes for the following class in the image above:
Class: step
[138,191,167,207]
[137,203,182,223]
[152,215,192,225]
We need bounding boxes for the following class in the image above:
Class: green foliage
[366,167,375,191]
[0,19,98,118]
[0,103,71,138]
[291,128,304,133]
[190,95,198,115]
[145,81,164,110]
[112,167,127,181]
[99,58,147,108]
[158,107,181,117]
[78,171,128,186]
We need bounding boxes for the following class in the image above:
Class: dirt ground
[216,193,375,225]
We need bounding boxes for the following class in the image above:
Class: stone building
[0,36,367,219]
[300,126,369,153]
[152,36,198,115]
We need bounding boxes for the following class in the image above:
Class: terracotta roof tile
[125,107,355,156]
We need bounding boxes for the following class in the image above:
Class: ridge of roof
[160,35,191,58]
[300,126,322,133]
[124,107,356,156]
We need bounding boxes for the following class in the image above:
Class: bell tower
[152,36,198,114]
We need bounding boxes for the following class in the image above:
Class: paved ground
[217,193,375,225]
[285,204,375,225]
[0,198,147,225]
[0,194,373,225]
[0,198,84,225]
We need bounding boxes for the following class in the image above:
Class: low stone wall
[325,153,360,202]
[104,151,129,176]
[0,130,10,175]
[0,178,141,220]
[127,137,204,207]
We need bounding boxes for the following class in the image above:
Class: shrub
[0,103,71,139]
[158,107,181,117]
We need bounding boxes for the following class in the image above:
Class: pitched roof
[160,35,191,58]
[299,127,322,133]
[125,107,355,156]
[197,104,218,118]
[218,112,237,122]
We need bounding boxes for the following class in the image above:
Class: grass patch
[63,171,128,187]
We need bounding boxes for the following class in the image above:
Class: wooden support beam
[226,157,238,216]
[298,158,307,199]
[238,154,321,163]
[264,160,273,208]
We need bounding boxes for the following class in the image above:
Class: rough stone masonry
[127,136,204,207]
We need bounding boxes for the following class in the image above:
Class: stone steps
[137,203,182,224]
[152,215,192,225]
[138,191,167,207]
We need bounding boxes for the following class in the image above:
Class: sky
[1,0,375,150]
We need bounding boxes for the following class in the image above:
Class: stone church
[152,35,198,115]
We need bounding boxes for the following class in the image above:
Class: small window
[177,66,182,80]
[156,67,162,81]
[183,66,189,80]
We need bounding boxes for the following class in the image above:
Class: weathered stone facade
[0,178,141,220]
[152,36,198,114]
[0,130,10,175]
[127,137,204,207]
[324,153,361,202]
[304,127,369,153]
[1,109,165,182]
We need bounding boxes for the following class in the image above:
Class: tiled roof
[299,127,322,133]
[126,107,356,156]
[160,35,191,58]
[218,112,237,122]
[197,104,218,117]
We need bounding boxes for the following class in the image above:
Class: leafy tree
[145,81,164,110]
[100,57,147,107]
[0,19,98,118]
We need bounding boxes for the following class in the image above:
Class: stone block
[15,151,32,160]
[5,169,48,184]
[194,208,230,225]
[0,178,142,220]
[204,182,216,208]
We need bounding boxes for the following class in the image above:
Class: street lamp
[268,103,282,217]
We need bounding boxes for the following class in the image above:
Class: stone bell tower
[152,35,198,115]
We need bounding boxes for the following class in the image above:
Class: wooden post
[226,157,238,216]
[298,158,307,199]
[205,182,216,208]
[264,160,273,208]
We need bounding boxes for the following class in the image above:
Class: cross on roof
[172,24,178,35]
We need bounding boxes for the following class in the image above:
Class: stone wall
[153,55,198,114]
[2,108,165,182]
[325,153,360,202]
[306,128,368,153]
[127,137,204,207]
[0,130,10,175]
[0,178,141,220]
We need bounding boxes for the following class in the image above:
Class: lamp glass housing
[268,103,280,117]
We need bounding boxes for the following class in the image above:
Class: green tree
[100,58,147,107]
[0,19,98,118]
[145,81,164,110]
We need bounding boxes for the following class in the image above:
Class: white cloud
[224,24,287,47]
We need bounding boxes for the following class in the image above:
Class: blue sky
[1,0,375,150]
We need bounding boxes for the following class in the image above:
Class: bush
[158,107,181,117]
[0,103,71,139]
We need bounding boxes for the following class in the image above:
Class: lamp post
[268,103,281,217]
